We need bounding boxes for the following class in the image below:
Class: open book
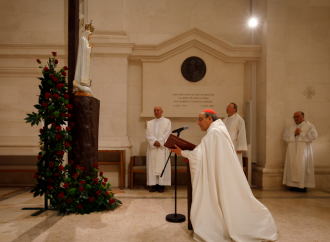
[164,134,196,151]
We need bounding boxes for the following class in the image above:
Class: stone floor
[0,185,330,242]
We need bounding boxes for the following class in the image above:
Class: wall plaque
[181,56,206,82]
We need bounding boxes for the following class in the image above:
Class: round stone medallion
[181,56,206,82]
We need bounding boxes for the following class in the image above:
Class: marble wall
[1,0,329,190]
[252,0,330,191]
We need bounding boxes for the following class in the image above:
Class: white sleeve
[158,120,171,147]
[283,126,294,143]
[299,125,318,143]
[236,119,247,151]
[146,122,157,146]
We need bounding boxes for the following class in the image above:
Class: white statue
[73,21,94,97]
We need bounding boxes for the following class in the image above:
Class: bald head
[154,106,163,119]
[293,111,304,124]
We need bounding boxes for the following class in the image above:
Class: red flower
[52,52,57,56]
[66,127,71,131]
[64,183,69,188]
[43,126,46,130]
[80,167,85,171]
[100,171,103,176]
[56,150,62,156]
[64,93,69,99]
[59,165,64,171]
[42,102,48,108]
[57,83,64,89]
[58,192,64,198]
[53,172,59,177]
[93,178,98,184]
[102,182,106,186]
[79,187,84,192]
[79,180,85,185]
[65,142,70,148]
[53,94,59,99]
[96,190,101,195]
[48,185,53,190]
[94,163,98,168]
[53,77,58,82]
[76,165,80,169]
[66,113,71,118]
[67,198,72,203]
[55,134,61,140]
[39,129,43,134]
[51,122,56,128]
[55,59,58,64]
[49,74,54,79]
[56,126,62,131]
[73,173,78,178]
[61,71,66,76]
[78,204,83,209]
[48,178,53,183]
[45,92,51,99]
[63,66,68,71]
[109,199,115,205]
[49,162,55,168]
[69,160,74,164]
[61,151,65,156]
[104,178,108,182]
[89,197,94,203]
[33,173,38,179]
[60,113,65,117]
[36,59,41,64]
[44,67,49,72]
[38,155,42,160]
[70,122,75,127]
[50,114,55,119]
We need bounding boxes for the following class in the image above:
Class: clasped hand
[153,140,161,148]
[295,128,302,136]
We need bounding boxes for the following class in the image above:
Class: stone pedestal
[69,96,100,178]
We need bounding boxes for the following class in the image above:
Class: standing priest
[222,103,247,167]
[169,109,278,242]
[283,111,318,192]
[146,106,171,193]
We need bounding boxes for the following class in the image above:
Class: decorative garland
[25,52,121,215]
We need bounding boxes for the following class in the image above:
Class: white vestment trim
[182,120,278,242]
[147,118,170,176]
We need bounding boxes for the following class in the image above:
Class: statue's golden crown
[85,21,95,32]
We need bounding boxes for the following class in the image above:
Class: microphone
[172,125,189,133]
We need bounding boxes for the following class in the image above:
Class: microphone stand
[161,130,185,223]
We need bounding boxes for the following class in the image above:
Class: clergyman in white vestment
[222,103,247,167]
[169,109,278,242]
[146,106,171,193]
[283,111,318,192]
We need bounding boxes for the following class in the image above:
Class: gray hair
[231,102,237,113]
[205,112,218,121]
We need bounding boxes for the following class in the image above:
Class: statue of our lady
[73,21,94,97]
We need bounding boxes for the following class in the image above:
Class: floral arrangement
[25,52,121,215]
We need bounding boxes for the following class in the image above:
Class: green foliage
[27,53,121,215]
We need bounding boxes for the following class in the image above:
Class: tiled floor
[0,185,330,242]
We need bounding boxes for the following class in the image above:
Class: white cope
[181,119,278,242]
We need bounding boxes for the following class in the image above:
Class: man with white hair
[222,103,247,167]
[146,106,171,193]
[283,111,318,192]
